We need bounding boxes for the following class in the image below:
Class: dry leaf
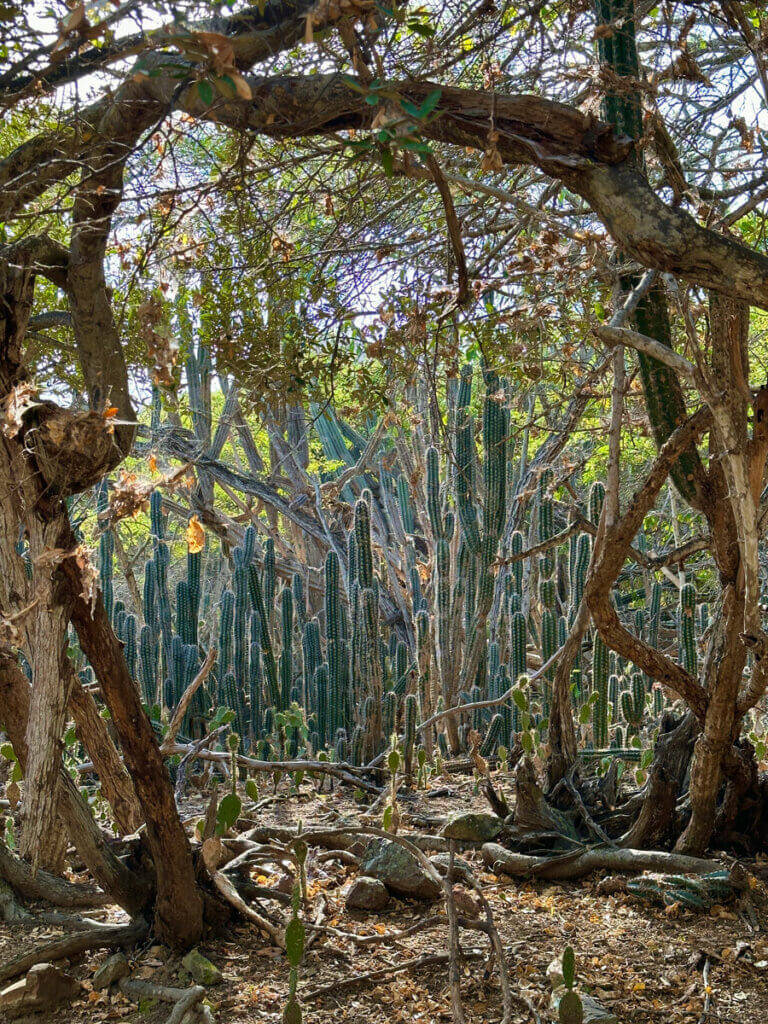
[6,780,20,810]
[186,514,205,554]
[2,382,40,438]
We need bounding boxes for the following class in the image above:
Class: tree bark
[68,672,143,834]
[63,553,203,948]
[676,587,746,854]
[621,713,697,849]
[546,599,586,788]
[0,651,148,915]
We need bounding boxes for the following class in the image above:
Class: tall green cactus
[680,582,697,675]
[403,692,418,781]
[621,672,646,737]
[592,634,609,747]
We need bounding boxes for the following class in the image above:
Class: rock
[93,952,130,990]
[0,963,80,1019]
[181,949,223,986]
[579,995,619,1023]
[344,876,391,911]
[441,811,503,843]
[359,837,441,901]
[0,881,31,925]
[429,852,474,881]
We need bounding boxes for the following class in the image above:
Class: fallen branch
[483,843,725,880]
[164,743,380,794]
[201,838,285,946]
[118,978,209,1024]
[0,918,148,984]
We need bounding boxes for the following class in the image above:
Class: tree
[2,0,768,948]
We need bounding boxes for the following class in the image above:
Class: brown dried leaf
[2,382,40,438]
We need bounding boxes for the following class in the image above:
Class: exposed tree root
[483,842,727,880]
[0,918,148,984]
[0,838,109,908]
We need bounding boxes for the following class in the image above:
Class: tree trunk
[63,553,203,948]
[0,256,75,872]
[676,588,746,854]
[0,651,148,914]
[621,712,697,849]
[546,599,587,788]
[68,671,143,834]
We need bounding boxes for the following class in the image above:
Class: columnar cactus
[403,692,418,781]
[680,582,697,675]
[592,634,609,747]
[621,672,646,737]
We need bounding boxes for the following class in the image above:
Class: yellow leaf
[186,514,205,554]
[231,72,252,100]
[148,453,158,474]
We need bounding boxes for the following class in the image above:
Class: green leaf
[285,917,305,967]
[408,21,436,37]
[400,138,432,154]
[417,88,442,118]
[381,146,394,177]
[245,779,260,802]
[341,75,367,94]
[382,804,393,831]
[365,93,380,105]
[216,792,242,833]
[210,707,236,729]
[0,743,16,762]
[197,79,214,105]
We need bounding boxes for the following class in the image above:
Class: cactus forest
[2,2,768,1023]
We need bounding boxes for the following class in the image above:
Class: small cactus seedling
[558,945,583,1024]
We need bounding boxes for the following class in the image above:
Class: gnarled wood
[64,553,203,949]
[0,650,149,915]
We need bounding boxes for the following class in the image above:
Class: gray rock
[93,952,130,990]
[441,811,503,842]
[359,837,441,901]
[0,963,80,1019]
[181,949,223,986]
[344,875,391,911]
[429,852,474,881]
[580,995,619,1023]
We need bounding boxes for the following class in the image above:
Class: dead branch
[483,843,725,880]
[0,918,148,984]
[160,646,217,754]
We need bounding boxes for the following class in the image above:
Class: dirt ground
[2,773,768,1024]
